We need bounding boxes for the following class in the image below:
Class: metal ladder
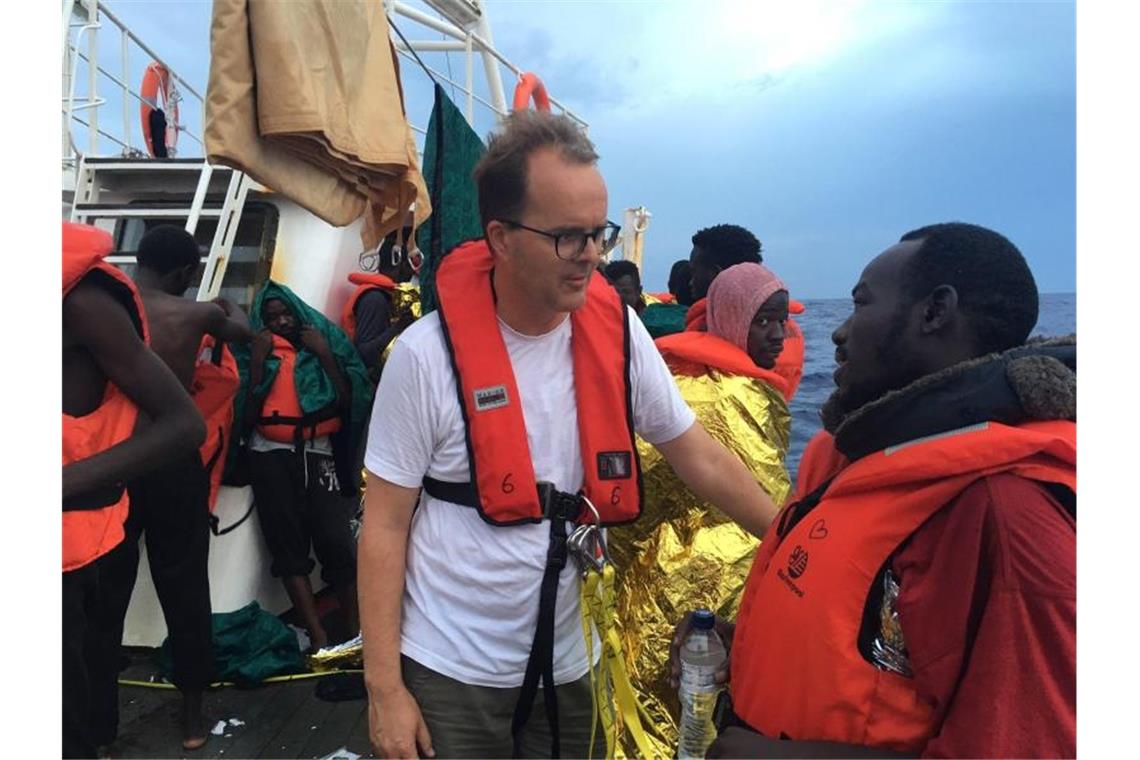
[69,156,252,301]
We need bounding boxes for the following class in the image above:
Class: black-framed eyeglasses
[500,219,622,260]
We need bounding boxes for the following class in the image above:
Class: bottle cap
[692,609,715,631]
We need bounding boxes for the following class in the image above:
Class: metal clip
[568,525,605,576]
[567,496,612,577]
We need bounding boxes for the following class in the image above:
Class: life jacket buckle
[537,480,585,522]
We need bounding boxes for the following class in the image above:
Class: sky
[83,0,1075,298]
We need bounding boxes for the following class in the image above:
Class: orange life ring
[140,62,179,158]
[512,72,551,112]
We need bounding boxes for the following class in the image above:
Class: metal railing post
[86,0,98,154]
[465,32,474,125]
[121,27,129,153]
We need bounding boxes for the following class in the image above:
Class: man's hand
[212,296,237,315]
[251,329,273,364]
[299,326,331,356]
[369,684,435,759]
[669,611,735,690]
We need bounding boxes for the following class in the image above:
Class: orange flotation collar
[191,336,240,511]
[655,331,790,399]
[679,297,805,402]
[256,335,342,444]
[341,272,398,341]
[429,239,642,526]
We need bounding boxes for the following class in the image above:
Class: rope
[388,17,440,88]
[117,668,365,691]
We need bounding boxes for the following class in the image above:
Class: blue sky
[90,0,1075,298]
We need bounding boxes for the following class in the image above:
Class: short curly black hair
[136,225,201,275]
[691,224,762,268]
[604,259,640,287]
[899,222,1039,355]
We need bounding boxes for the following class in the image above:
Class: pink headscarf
[706,263,787,353]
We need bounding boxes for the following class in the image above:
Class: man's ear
[919,284,959,335]
[486,220,509,259]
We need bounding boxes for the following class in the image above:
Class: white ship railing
[388,0,589,131]
[62,0,588,172]
[62,0,205,169]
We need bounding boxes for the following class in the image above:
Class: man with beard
[670,222,1076,758]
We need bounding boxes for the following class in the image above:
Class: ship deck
[110,651,372,759]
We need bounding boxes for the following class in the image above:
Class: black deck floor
[108,652,373,759]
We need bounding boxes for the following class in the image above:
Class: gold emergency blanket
[380,283,422,366]
[206,0,430,249]
[390,282,422,323]
[308,634,363,672]
[610,370,791,757]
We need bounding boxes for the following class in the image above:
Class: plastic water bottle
[677,609,727,759]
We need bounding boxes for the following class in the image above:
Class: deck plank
[218,680,313,759]
[299,697,367,759]
[259,684,337,758]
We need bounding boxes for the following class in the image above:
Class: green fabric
[228,281,374,491]
[156,602,304,686]
[416,83,486,314]
[641,302,690,339]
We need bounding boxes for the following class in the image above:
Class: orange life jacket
[682,297,805,402]
[191,335,240,511]
[431,239,642,525]
[256,335,343,443]
[62,222,149,572]
[729,420,1076,754]
[340,272,397,342]
[648,291,676,304]
[655,330,791,400]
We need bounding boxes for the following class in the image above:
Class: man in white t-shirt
[360,111,779,760]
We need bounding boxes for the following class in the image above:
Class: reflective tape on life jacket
[256,335,342,443]
[730,420,1076,754]
[62,222,148,572]
[431,239,642,526]
[340,272,398,342]
[191,335,240,512]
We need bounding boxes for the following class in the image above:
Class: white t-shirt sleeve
[627,307,695,445]
[364,338,435,488]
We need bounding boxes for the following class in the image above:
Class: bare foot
[180,690,208,751]
[309,627,329,653]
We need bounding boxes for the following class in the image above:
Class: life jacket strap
[511,513,568,757]
[421,476,584,522]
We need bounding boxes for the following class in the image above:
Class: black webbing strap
[421,476,581,757]
[421,475,480,507]
[511,513,569,758]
